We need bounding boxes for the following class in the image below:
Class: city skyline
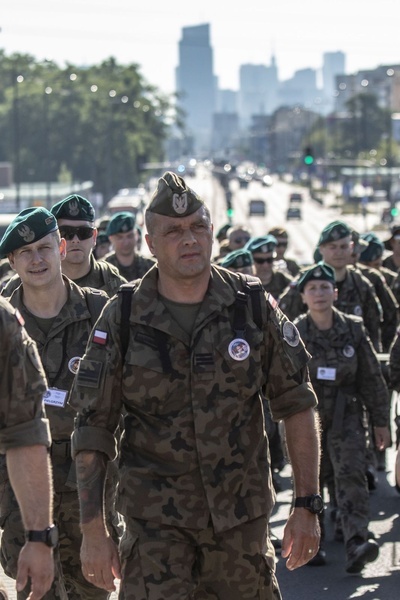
[2,0,400,94]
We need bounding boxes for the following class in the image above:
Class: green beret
[360,232,384,262]
[220,249,254,269]
[0,207,58,258]
[51,194,95,222]
[313,246,322,263]
[146,171,204,217]
[216,223,231,242]
[351,229,368,254]
[244,235,277,255]
[297,262,336,293]
[383,224,400,250]
[96,232,110,245]
[318,220,352,246]
[106,212,136,236]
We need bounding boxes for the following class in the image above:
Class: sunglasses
[59,226,95,241]
[254,257,274,264]
[276,242,288,248]
[233,236,250,244]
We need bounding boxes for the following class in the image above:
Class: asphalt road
[272,433,400,599]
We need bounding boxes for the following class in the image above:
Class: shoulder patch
[282,321,300,347]
[76,359,103,389]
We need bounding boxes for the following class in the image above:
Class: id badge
[317,367,336,381]
[43,388,68,408]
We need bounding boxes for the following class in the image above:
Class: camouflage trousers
[119,515,282,600]
[321,413,370,545]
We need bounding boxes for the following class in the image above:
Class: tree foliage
[0,51,178,200]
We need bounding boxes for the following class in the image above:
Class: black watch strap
[294,494,324,514]
[25,524,59,548]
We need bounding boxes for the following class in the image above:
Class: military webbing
[118,276,265,365]
[119,283,136,360]
[83,287,108,327]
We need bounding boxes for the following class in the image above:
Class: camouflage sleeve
[363,281,383,352]
[389,332,400,392]
[0,303,51,453]
[354,320,390,427]
[69,297,123,461]
[264,302,318,421]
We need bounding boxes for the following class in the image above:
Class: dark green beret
[383,224,400,250]
[106,212,136,236]
[351,229,368,254]
[146,171,204,217]
[96,232,110,245]
[216,223,231,242]
[0,207,58,258]
[51,194,95,222]
[244,235,277,255]
[220,249,254,269]
[318,220,352,246]
[313,246,322,263]
[297,262,336,293]
[360,232,384,262]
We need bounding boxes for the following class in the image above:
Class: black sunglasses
[254,257,274,264]
[276,242,288,248]
[59,226,95,241]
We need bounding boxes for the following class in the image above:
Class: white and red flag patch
[93,329,108,345]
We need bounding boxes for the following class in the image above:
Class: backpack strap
[118,283,137,360]
[83,288,108,328]
[241,275,264,331]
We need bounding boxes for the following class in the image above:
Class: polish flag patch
[268,294,278,310]
[93,329,108,345]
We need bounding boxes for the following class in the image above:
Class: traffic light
[303,146,314,166]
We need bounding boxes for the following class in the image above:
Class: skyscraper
[323,51,346,111]
[176,23,216,155]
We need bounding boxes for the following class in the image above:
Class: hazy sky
[2,0,399,93]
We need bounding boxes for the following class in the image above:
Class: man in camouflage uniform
[268,227,300,278]
[382,224,400,273]
[0,208,113,600]
[0,296,56,600]
[294,263,390,573]
[1,195,127,299]
[70,171,321,599]
[103,211,155,281]
[245,235,294,301]
[279,221,382,352]
[219,248,255,275]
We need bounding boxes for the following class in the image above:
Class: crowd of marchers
[0,174,399,600]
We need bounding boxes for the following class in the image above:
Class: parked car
[248,199,266,216]
[286,206,302,220]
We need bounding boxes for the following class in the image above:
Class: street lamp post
[12,73,24,211]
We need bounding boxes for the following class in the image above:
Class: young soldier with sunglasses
[245,235,294,301]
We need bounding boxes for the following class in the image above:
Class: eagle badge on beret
[68,200,80,217]
[18,225,35,243]
[172,192,188,214]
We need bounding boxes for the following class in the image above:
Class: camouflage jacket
[103,251,155,282]
[262,270,293,301]
[0,296,51,454]
[70,265,317,533]
[280,265,382,351]
[295,308,389,429]
[8,277,108,441]
[73,254,127,297]
[357,263,399,352]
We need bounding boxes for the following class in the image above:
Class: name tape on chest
[43,388,68,408]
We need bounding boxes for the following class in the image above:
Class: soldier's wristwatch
[25,524,59,548]
[294,494,324,515]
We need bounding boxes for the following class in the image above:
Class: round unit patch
[228,338,250,361]
[282,321,300,347]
